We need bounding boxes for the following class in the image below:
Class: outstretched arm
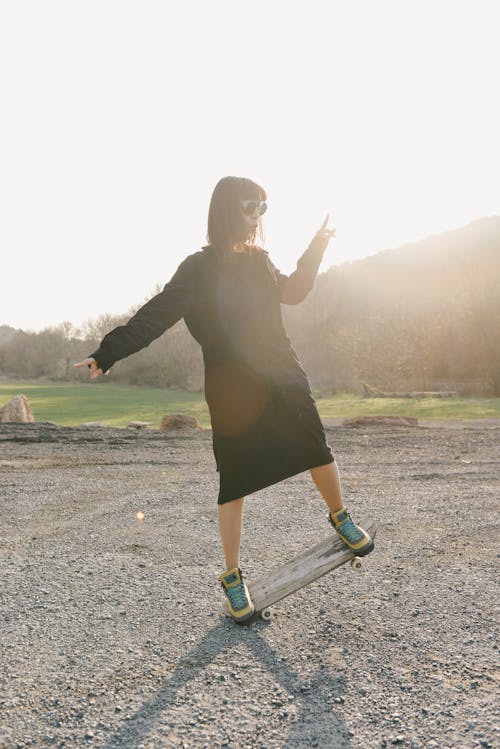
[267,215,336,305]
[74,254,197,377]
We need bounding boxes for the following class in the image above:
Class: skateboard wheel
[261,607,273,621]
[350,557,362,571]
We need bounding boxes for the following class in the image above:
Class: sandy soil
[0,421,498,749]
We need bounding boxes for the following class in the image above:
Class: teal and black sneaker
[220,567,255,623]
[329,507,374,557]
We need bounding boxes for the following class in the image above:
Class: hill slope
[286,216,500,393]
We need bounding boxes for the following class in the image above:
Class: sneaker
[329,507,374,556]
[220,567,255,622]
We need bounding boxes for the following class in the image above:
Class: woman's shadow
[103,618,352,748]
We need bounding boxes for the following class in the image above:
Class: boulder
[343,415,418,427]
[128,421,153,429]
[160,413,203,431]
[81,422,105,428]
[0,394,34,423]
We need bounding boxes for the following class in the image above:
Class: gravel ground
[0,421,498,749]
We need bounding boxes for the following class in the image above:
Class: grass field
[1,379,499,427]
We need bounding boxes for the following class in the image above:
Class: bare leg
[310,462,344,514]
[310,462,374,554]
[217,497,245,570]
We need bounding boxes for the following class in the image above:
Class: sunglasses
[241,200,267,216]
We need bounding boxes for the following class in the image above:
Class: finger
[92,367,106,381]
[74,358,95,368]
[320,214,330,231]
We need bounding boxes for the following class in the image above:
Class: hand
[316,214,336,241]
[73,357,109,381]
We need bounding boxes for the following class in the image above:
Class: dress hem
[217,453,335,505]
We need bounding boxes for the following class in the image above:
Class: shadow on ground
[103,620,350,749]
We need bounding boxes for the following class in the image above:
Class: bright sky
[1,0,498,332]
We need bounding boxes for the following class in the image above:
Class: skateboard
[223,519,376,623]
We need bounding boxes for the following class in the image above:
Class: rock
[0,394,34,423]
[342,415,418,427]
[81,422,105,428]
[127,421,153,429]
[160,413,203,431]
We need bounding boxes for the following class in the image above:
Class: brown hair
[206,176,267,256]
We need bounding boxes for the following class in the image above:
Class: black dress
[90,234,334,504]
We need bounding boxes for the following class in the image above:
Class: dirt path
[1,422,498,749]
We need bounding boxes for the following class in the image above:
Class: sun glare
[0,2,498,330]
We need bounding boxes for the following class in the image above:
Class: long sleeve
[265,233,329,305]
[89,254,198,373]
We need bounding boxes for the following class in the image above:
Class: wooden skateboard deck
[246,519,376,621]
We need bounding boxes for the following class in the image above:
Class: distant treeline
[1,217,499,395]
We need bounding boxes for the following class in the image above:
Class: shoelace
[339,517,364,544]
[227,582,248,610]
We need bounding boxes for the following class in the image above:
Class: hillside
[313,215,500,315]
[285,216,500,394]
[355,215,500,271]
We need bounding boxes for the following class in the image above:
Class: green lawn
[1,380,499,427]
[0,380,211,427]
[315,394,500,421]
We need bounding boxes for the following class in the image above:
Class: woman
[74,176,374,623]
